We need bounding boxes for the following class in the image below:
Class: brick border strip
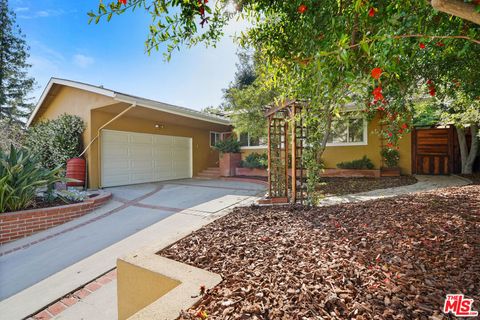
[27,268,118,320]
[0,192,112,245]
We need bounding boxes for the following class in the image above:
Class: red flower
[386,142,394,148]
[402,123,408,129]
[298,4,308,14]
[377,106,385,111]
[436,42,445,47]
[398,129,404,134]
[388,132,393,137]
[371,67,382,80]
[372,86,384,101]
[368,7,376,17]
[419,42,426,49]
[119,0,127,4]
[429,88,436,96]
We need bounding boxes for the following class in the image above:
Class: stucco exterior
[240,114,412,175]
[31,84,230,189]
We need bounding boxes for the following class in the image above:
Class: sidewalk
[319,175,469,206]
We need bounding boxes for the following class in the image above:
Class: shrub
[25,114,85,171]
[214,137,241,153]
[0,145,65,213]
[381,147,400,168]
[337,156,375,170]
[241,152,268,169]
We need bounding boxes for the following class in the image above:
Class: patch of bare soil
[318,176,417,197]
[161,185,480,319]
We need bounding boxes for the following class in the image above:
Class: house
[30,78,461,190]
[239,110,413,176]
[27,78,231,189]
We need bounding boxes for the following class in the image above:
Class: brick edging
[0,192,112,245]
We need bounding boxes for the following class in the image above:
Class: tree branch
[431,0,480,25]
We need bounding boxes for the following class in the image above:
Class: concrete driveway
[0,179,265,306]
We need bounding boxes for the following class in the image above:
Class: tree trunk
[457,125,479,174]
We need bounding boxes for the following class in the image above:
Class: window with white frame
[327,117,367,146]
[210,132,221,147]
[239,132,267,148]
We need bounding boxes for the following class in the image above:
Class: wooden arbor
[264,100,307,204]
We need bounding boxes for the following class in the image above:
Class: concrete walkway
[46,175,471,320]
[319,175,469,206]
[0,179,265,320]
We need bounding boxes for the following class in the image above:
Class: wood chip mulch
[318,176,418,197]
[160,185,479,320]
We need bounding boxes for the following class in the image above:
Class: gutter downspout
[78,103,136,189]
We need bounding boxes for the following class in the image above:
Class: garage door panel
[103,132,129,143]
[101,130,192,187]
[154,135,173,145]
[103,144,129,158]
[130,134,154,144]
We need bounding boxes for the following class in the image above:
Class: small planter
[235,167,268,177]
[219,153,242,177]
[381,167,401,177]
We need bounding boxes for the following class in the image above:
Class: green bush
[0,145,65,213]
[25,114,85,171]
[241,152,268,169]
[337,156,374,170]
[214,137,241,153]
[381,147,400,168]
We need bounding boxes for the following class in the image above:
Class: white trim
[240,146,268,150]
[114,94,230,126]
[326,117,368,147]
[27,78,230,127]
[26,78,115,127]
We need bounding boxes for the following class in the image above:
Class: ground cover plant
[337,156,375,170]
[161,185,479,319]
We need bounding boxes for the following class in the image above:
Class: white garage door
[101,130,192,187]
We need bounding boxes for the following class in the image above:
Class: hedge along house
[27,78,231,189]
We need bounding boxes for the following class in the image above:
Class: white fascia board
[26,78,116,127]
[114,94,231,126]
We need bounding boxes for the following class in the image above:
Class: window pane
[249,136,260,146]
[349,118,364,142]
[210,132,218,147]
[328,120,348,143]
[239,133,249,146]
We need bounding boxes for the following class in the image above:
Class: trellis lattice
[262,100,307,204]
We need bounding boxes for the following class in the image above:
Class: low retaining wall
[235,167,268,177]
[0,192,111,245]
[322,168,381,178]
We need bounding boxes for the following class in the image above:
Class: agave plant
[0,145,65,213]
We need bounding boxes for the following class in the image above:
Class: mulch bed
[22,197,72,210]
[318,176,418,196]
[161,185,480,319]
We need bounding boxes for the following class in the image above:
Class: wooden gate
[412,127,454,175]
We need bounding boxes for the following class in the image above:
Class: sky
[11,0,246,111]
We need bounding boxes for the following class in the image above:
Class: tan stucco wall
[323,116,412,174]
[240,115,412,175]
[117,259,181,320]
[32,86,229,189]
